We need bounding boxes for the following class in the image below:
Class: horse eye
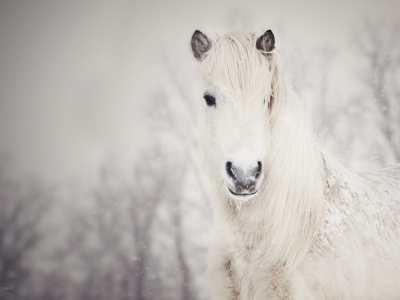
[203,94,216,107]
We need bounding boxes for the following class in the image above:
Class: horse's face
[191,30,275,202]
[200,84,269,202]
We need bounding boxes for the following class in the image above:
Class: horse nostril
[236,186,243,193]
[256,161,262,178]
[226,161,235,179]
[249,185,256,193]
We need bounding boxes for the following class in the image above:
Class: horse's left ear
[256,30,275,53]
[191,30,212,61]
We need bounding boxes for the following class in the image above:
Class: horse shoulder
[303,162,400,299]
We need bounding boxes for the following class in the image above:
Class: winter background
[0,0,399,299]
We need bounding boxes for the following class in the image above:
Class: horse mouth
[228,187,258,197]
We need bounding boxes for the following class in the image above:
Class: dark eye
[203,94,216,107]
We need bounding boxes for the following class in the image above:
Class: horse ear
[256,30,275,53]
[191,30,212,61]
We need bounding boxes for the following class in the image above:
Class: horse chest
[225,229,269,287]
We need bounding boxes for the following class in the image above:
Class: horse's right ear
[256,30,275,53]
[191,30,212,61]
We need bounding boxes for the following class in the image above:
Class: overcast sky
[0,0,399,186]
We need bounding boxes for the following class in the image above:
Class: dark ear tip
[192,30,203,38]
[265,30,275,40]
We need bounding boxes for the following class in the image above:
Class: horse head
[191,30,278,204]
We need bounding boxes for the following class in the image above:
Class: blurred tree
[0,163,49,300]
[353,18,400,164]
[151,53,211,220]
[126,146,176,300]
[37,143,200,300]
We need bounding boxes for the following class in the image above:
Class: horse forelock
[200,31,275,108]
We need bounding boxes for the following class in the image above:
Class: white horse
[190,30,400,300]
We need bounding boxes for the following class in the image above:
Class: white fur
[194,31,400,299]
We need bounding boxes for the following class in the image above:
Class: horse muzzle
[225,159,263,200]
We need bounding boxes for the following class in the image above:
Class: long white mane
[201,31,325,270]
